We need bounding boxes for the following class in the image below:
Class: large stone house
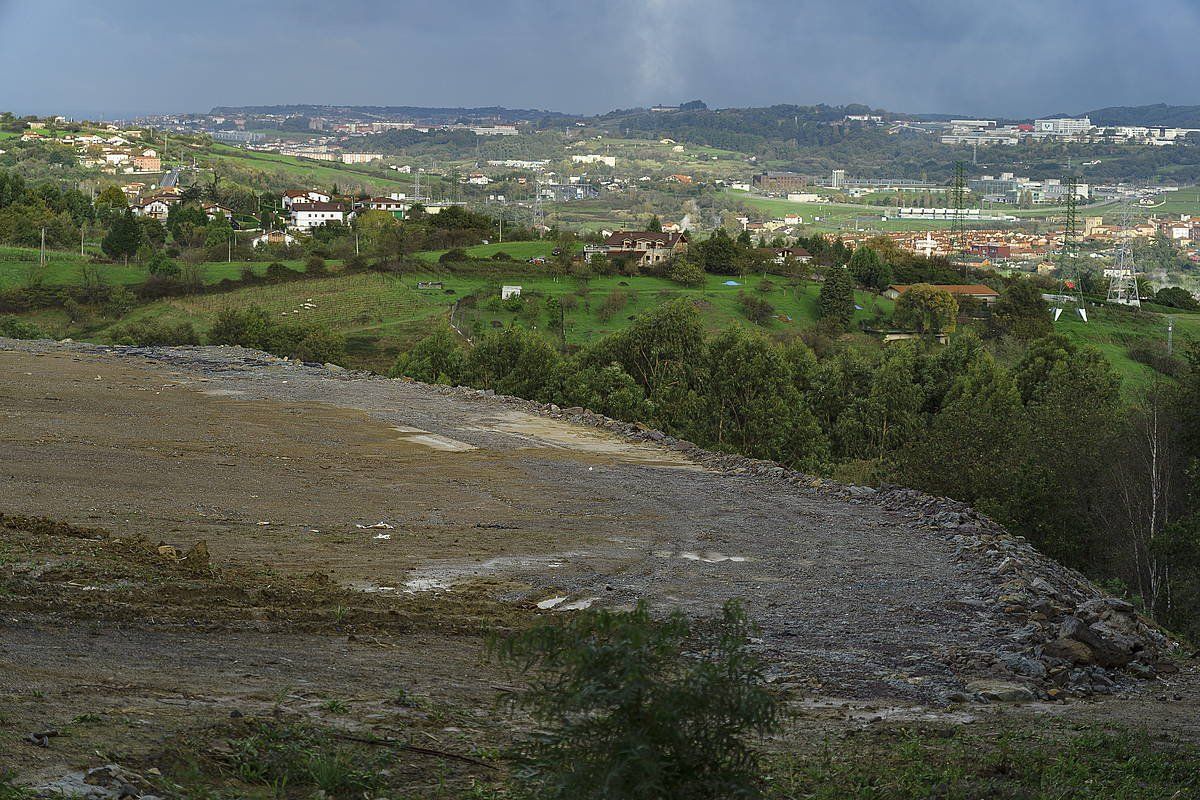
[584,230,689,267]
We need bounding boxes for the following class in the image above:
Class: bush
[667,257,706,287]
[110,319,199,347]
[1128,341,1185,377]
[291,326,346,364]
[492,600,778,800]
[491,250,513,261]
[596,289,630,321]
[304,255,327,275]
[389,328,465,384]
[439,248,469,264]
[737,291,775,325]
[0,315,46,339]
[264,262,294,281]
[1154,286,1200,311]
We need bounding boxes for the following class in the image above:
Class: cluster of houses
[20,122,162,174]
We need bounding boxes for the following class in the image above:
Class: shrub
[439,248,469,264]
[1128,341,1185,377]
[596,289,630,322]
[290,326,346,364]
[491,250,513,261]
[264,262,294,281]
[389,327,465,384]
[667,257,706,288]
[304,255,327,275]
[110,320,199,347]
[737,291,775,325]
[493,601,778,800]
[0,315,46,339]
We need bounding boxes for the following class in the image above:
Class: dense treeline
[393,300,1200,641]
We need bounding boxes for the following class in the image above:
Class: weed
[320,699,349,714]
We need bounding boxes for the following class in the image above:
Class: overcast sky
[1,0,1198,120]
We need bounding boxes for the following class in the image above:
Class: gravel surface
[0,338,1182,705]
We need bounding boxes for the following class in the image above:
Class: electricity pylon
[1052,175,1088,322]
[1106,200,1141,307]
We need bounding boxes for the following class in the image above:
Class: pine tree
[101,209,142,264]
[817,265,855,328]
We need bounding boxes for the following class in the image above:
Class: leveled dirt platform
[1,340,1197,794]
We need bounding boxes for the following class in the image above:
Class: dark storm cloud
[0,0,1197,118]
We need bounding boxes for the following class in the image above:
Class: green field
[205,144,418,193]
[1051,302,1199,389]
[0,245,316,289]
[415,240,561,263]
[1141,188,1200,216]
[63,269,886,372]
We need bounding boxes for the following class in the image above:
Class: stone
[1060,616,1136,668]
[966,679,1036,702]
[1043,637,1095,665]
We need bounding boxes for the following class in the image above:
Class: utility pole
[228,232,232,263]
[40,227,46,268]
[1168,316,1175,356]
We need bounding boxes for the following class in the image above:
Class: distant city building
[340,152,382,164]
[1034,117,1092,136]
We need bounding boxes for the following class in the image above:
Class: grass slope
[204,143,416,193]
[0,246,313,289]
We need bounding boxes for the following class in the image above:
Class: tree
[817,265,855,329]
[899,354,1028,509]
[94,185,128,223]
[835,345,924,460]
[464,327,561,401]
[989,280,1051,340]
[697,328,827,468]
[493,601,778,800]
[892,284,957,336]
[204,214,233,251]
[101,209,142,264]
[389,328,466,385]
[847,245,891,291]
[558,363,650,421]
[666,256,705,287]
[696,228,739,274]
[1154,286,1200,311]
[646,214,662,232]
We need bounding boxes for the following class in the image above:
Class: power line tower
[1052,174,1088,322]
[1106,200,1141,308]
[531,171,545,237]
[950,161,967,275]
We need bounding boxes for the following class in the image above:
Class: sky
[1,0,1198,120]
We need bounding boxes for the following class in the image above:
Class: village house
[353,196,408,218]
[251,230,298,248]
[130,196,179,221]
[202,203,233,221]
[884,284,1001,305]
[584,230,689,267]
[282,189,332,210]
[289,201,347,231]
[133,149,161,172]
[766,246,813,265]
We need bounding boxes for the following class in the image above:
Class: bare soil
[1,341,1197,796]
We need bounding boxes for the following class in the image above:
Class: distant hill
[1075,104,1200,128]
[208,104,570,123]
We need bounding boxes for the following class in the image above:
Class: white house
[130,197,174,220]
[290,202,347,230]
[501,285,522,299]
[282,189,332,210]
[252,230,298,248]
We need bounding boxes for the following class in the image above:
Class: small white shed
[501,285,522,300]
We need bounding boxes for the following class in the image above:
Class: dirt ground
[2,341,1198,796]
